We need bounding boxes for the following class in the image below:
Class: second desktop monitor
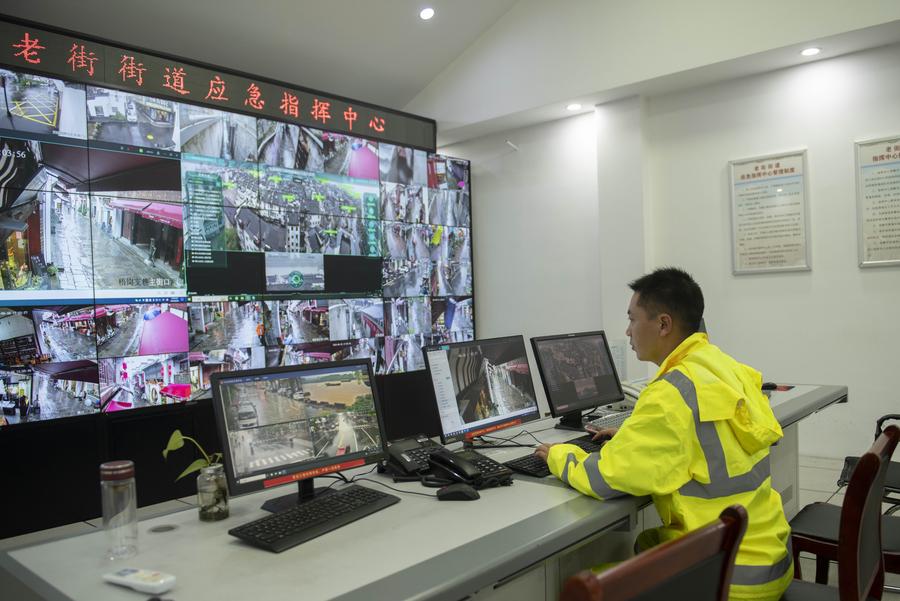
[424,335,540,444]
[530,331,624,430]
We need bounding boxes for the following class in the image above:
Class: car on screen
[237,402,258,429]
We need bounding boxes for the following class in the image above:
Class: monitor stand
[260,478,334,513]
[554,411,586,432]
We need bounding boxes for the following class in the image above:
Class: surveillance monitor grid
[0,59,473,431]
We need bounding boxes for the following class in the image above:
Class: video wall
[0,67,473,427]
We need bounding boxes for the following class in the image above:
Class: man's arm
[543,443,629,500]
[538,380,696,499]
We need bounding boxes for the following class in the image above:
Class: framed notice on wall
[729,150,810,274]
[855,135,900,267]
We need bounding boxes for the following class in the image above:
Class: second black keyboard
[229,484,400,553]
[564,434,605,453]
[504,453,551,478]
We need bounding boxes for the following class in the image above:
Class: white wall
[645,43,900,459]
[443,43,900,460]
[595,97,649,381]
[440,113,603,415]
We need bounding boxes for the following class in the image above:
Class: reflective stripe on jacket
[547,333,793,600]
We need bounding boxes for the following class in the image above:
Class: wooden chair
[559,505,747,601]
[791,413,900,593]
[783,425,899,600]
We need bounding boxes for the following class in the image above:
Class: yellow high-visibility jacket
[547,333,792,601]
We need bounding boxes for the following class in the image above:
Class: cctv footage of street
[448,343,537,425]
[218,366,381,478]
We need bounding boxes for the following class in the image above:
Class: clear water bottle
[100,460,138,560]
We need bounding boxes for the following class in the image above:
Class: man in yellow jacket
[536,268,792,601]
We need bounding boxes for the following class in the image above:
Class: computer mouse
[761,382,778,391]
[436,482,480,501]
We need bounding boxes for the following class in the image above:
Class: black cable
[479,432,536,448]
[491,428,548,446]
[348,464,379,483]
[825,484,846,504]
[467,442,532,449]
[353,476,438,498]
[318,474,348,490]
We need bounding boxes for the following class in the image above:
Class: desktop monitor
[530,331,624,430]
[423,335,540,444]
[210,359,388,513]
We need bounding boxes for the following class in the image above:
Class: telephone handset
[427,448,482,485]
[385,434,442,476]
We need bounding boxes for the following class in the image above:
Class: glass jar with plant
[162,430,229,521]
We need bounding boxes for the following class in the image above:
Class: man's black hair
[628,267,704,334]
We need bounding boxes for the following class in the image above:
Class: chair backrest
[875,415,900,440]
[559,505,747,601]
[839,424,900,601]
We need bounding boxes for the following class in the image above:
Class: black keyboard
[564,434,604,453]
[455,449,514,488]
[504,453,551,478]
[229,484,400,553]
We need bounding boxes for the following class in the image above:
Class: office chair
[838,415,900,515]
[784,425,899,600]
[559,505,747,601]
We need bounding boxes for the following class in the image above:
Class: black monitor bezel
[209,358,388,498]
[423,334,541,445]
[530,330,625,418]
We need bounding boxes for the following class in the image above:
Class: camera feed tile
[381,181,427,224]
[98,352,192,411]
[87,145,182,201]
[0,69,87,141]
[90,197,185,294]
[95,301,189,359]
[385,296,432,337]
[179,104,257,162]
[86,86,181,152]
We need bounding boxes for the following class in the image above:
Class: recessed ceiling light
[800,47,821,57]
[566,103,582,111]
[419,7,435,20]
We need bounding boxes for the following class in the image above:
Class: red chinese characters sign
[0,18,435,150]
[11,32,43,64]
[66,43,98,77]
[205,75,228,101]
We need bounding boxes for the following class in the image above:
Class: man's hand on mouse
[535,426,619,462]
[586,425,618,441]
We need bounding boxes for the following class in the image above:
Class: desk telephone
[385,434,442,475]
[384,436,512,489]
[385,435,482,484]
[428,447,482,484]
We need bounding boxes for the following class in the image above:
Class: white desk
[0,384,847,601]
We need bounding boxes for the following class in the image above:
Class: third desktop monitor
[530,331,624,430]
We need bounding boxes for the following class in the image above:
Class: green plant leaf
[175,458,209,481]
[162,429,185,460]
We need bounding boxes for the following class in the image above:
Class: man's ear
[658,313,674,337]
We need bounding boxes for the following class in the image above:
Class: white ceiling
[5,0,518,112]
